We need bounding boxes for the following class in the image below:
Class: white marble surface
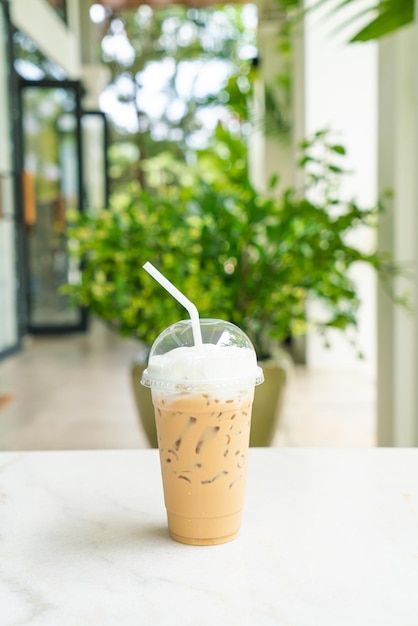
[1,448,418,625]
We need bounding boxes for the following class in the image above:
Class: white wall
[11,0,81,77]
[377,23,418,447]
[304,0,378,372]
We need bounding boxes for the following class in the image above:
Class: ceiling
[96,0,245,10]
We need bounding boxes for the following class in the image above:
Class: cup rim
[141,365,264,391]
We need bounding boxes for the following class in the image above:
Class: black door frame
[0,0,23,360]
[18,77,88,334]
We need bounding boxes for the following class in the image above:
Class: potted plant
[65,129,397,446]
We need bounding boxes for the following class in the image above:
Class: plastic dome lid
[141,319,264,392]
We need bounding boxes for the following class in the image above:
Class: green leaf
[310,0,414,43]
[351,2,414,42]
[330,144,346,155]
[268,173,280,190]
[328,164,345,174]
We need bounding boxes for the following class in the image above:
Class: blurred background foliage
[97,3,261,192]
[63,0,407,357]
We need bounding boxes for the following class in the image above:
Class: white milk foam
[147,344,259,386]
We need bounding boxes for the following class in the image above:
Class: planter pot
[249,351,292,446]
[131,348,292,448]
[130,347,158,448]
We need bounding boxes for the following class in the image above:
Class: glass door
[19,79,87,332]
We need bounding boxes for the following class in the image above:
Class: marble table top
[1,447,418,625]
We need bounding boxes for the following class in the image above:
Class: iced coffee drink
[141,319,263,545]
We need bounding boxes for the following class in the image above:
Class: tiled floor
[0,320,376,451]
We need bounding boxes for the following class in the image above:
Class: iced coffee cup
[141,318,264,546]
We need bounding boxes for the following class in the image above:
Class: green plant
[65,129,397,359]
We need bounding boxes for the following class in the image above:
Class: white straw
[143,262,203,348]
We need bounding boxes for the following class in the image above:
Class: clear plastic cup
[141,318,264,545]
